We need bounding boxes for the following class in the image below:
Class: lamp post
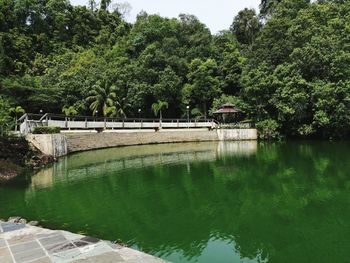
[138,108,141,119]
[186,105,190,128]
[39,109,43,114]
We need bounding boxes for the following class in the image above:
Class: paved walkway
[0,221,167,263]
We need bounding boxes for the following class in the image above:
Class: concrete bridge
[18,113,218,134]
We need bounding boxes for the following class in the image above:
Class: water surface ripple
[1,141,349,263]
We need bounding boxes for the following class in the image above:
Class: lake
[0,141,349,263]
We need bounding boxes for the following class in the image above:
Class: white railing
[18,113,218,134]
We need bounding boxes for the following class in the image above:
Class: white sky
[70,0,261,33]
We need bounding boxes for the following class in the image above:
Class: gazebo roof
[213,103,242,114]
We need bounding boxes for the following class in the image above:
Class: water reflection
[30,141,258,189]
[1,141,350,263]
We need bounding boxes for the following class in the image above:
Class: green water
[1,141,350,263]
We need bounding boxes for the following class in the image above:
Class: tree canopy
[0,0,349,139]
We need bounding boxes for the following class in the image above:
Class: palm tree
[151,100,168,120]
[62,106,78,116]
[9,106,25,131]
[86,80,116,117]
[107,97,131,119]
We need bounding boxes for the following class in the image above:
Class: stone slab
[80,252,125,263]
[13,248,46,263]
[2,224,26,233]
[0,238,6,248]
[8,234,36,245]
[50,248,82,262]
[46,241,76,254]
[39,234,67,247]
[10,241,41,254]
[0,221,168,263]
[30,257,52,263]
[0,247,13,262]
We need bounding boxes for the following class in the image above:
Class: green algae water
[1,141,350,263]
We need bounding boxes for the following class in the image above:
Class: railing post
[65,117,68,128]
[104,118,106,129]
[25,114,29,134]
[85,118,87,128]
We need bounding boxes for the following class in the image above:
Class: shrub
[256,119,280,140]
[0,96,12,137]
[33,126,61,134]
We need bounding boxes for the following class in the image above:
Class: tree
[259,0,310,18]
[0,96,12,136]
[62,106,78,116]
[260,0,283,17]
[256,119,281,140]
[9,105,25,131]
[88,0,97,11]
[86,80,116,117]
[230,8,261,45]
[182,59,221,119]
[213,32,244,95]
[106,96,131,118]
[243,0,350,138]
[151,100,168,120]
[100,0,112,11]
[0,0,349,139]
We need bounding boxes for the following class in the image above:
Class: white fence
[18,114,217,134]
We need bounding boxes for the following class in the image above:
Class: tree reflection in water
[0,141,349,263]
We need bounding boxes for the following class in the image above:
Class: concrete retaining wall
[217,129,258,141]
[65,130,219,153]
[27,129,257,158]
[27,134,68,157]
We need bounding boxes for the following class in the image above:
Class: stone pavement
[0,221,167,263]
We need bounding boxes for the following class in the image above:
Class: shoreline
[0,217,166,263]
[27,128,258,158]
[1,128,258,181]
[0,137,55,182]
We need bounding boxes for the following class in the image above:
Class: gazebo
[213,103,243,123]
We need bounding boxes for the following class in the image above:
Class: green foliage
[213,32,245,95]
[62,106,78,116]
[86,80,116,116]
[0,95,12,136]
[183,58,221,119]
[256,119,281,140]
[9,106,25,115]
[106,97,130,118]
[230,8,261,45]
[33,126,61,134]
[151,100,168,119]
[9,105,25,131]
[190,108,204,120]
[244,0,350,138]
[0,0,349,139]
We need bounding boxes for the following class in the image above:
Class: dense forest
[0,0,349,139]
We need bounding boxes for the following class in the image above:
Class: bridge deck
[18,114,216,134]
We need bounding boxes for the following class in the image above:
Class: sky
[70,0,261,33]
